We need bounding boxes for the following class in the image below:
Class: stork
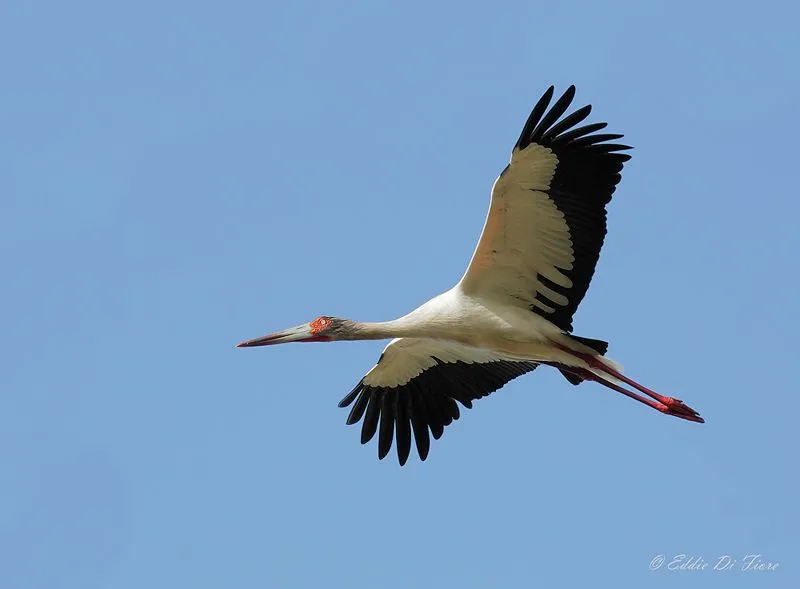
[237,85,704,465]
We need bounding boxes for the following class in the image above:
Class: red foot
[658,397,705,423]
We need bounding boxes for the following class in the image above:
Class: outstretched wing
[337,338,538,465]
[460,85,631,332]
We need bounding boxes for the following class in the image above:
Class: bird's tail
[557,334,623,384]
[566,334,608,355]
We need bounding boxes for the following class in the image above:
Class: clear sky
[2,1,798,587]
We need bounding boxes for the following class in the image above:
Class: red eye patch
[310,317,330,334]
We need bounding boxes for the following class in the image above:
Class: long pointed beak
[236,323,317,347]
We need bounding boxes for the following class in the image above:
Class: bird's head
[236,316,351,347]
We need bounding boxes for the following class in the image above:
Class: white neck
[355,319,420,339]
[350,309,457,341]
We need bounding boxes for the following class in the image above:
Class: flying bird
[237,85,704,465]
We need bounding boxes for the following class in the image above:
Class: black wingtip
[395,395,412,466]
[377,390,395,460]
[515,86,555,150]
[540,104,592,143]
[360,392,381,444]
[530,85,577,142]
[338,383,361,408]
[346,390,370,425]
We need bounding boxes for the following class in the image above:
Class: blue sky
[2,0,798,587]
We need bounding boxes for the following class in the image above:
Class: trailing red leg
[554,347,705,424]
